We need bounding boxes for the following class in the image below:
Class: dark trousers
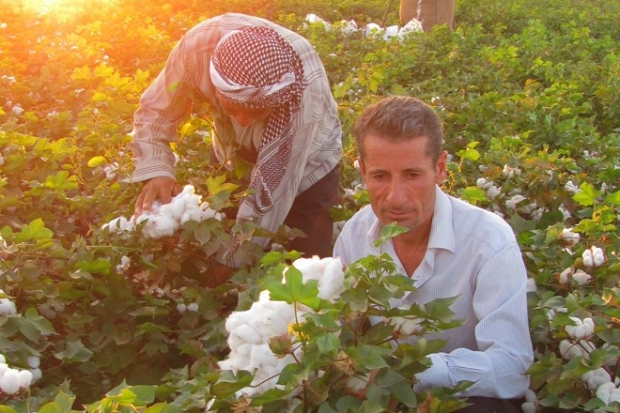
[283,166,340,258]
[456,396,524,413]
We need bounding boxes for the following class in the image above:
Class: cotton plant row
[305,13,423,40]
[214,256,345,399]
[101,185,222,239]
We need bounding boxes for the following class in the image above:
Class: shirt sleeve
[129,35,198,182]
[414,241,533,399]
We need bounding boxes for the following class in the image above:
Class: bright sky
[23,0,116,14]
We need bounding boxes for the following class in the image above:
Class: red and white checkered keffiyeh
[210,26,306,214]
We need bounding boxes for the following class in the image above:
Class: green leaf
[44,170,79,191]
[461,186,488,204]
[14,218,54,243]
[266,266,321,310]
[211,370,253,398]
[573,182,603,206]
[87,155,107,167]
[374,223,409,247]
[316,332,340,354]
[604,189,620,206]
[145,403,183,413]
[53,339,94,363]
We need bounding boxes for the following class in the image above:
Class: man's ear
[358,157,365,175]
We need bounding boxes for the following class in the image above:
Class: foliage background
[1,0,620,411]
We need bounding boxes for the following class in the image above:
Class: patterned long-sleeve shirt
[130,13,342,258]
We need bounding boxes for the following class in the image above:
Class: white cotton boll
[506,194,526,210]
[364,23,384,37]
[565,180,580,194]
[486,185,501,198]
[234,323,263,345]
[200,203,222,220]
[529,208,544,221]
[559,267,573,284]
[235,343,253,358]
[565,317,594,339]
[218,354,248,372]
[180,206,202,224]
[582,368,612,392]
[572,270,591,286]
[521,402,536,413]
[339,19,359,34]
[398,18,423,37]
[559,204,572,221]
[0,297,16,316]
[176,303,186,313]
[249,343,278,371]
[526,278,537,292]
[142,215,177,238]
[524,389,537,403]
[592,247,605,266]
[186,302,199,312]
[0,368,21,395]
[27,356,40,368]
[0,362,9,377]
[11,106,24,116]
[292,256,345,302]
[560,228,580,246]
[158,202,183,222]
[383,25,400,39]
[559,339,595,360]
[18,369,33,389]
[564,181,581,195]
[102,216,133,233]
[582,249,594,268]
[224,311,247,333]
[227,333,246,351]
[0,354,5,364]
[502,164,521,178]
[30,368,42,382]
[476,177,491,189]
[596,382,617,405]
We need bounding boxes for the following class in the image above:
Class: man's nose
[385,178,406,205]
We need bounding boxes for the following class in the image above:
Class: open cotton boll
[17,369,33,389]
[0,368,21,395]
[582,367,612,392]
[388,316,423,336]
[0,292,16,316]
[291,256,345,302]
[27,356,40,369]
[596,382,620,405]
[559,339,596,360]
[565,317,595,339]
[572,269,592,286]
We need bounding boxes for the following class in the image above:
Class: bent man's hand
[134,176,182,216]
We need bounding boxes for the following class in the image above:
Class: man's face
[218,98,274,127]
[360,133,447,233]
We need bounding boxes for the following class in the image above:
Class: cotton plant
[102,185,222,239]
[558,267,591,286]
[582,246,605,268]
[216,256,345,399]
[0,289,16,316]
[0,354,37,398]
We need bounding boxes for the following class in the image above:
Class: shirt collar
[428,185,456,253]
[366,185,456,253]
